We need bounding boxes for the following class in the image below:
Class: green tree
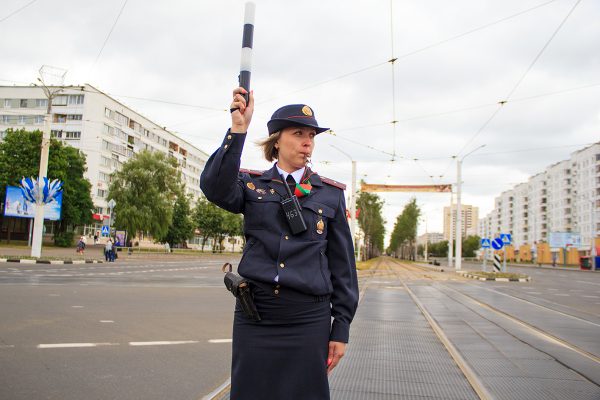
[356,189,385,259]
[0,129,94,246]
[108,150,181,240]
[160,190,195,248]
[193,197,223,251]
[428,240,448,257]
[462,235,481,258]
[388,198,420,260]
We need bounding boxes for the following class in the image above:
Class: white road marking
[577,280,600,287]
[129,341,199,346]
[547,288,559,291]
[208,339,233,344]
[0,345,15,349]
[38,343,118,349]
[582,295,600,299]
[553,294,570,297]
[49,294,60,296]
[525,292,542,295]
[100,320,115,323]
[71,306,84,308]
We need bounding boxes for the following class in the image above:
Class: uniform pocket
[301,201,335,240]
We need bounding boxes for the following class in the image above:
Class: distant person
[93,232,99,245]
[76,236,86,255]
[105,238,114,262]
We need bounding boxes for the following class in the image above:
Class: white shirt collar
[276,164,305,183]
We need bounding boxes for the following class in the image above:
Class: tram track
[376,259,600,399]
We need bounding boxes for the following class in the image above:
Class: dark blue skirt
[231,283,331,400]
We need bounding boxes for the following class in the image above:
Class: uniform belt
[249,280,331,303]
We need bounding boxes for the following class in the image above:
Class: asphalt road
[0,257,240,400]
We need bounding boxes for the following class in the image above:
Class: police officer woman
[200,87,358,400]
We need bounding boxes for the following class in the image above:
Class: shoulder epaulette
[321,176,347,190]
[239,168,264,176]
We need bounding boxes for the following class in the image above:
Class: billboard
[3,186,62,221]
[549,232,581,249]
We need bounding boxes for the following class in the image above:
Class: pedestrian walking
[76,236,86,255]
[200,87,359,400]
[105,238,114,262]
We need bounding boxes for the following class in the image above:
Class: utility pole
[448,191,454,268]
[455,144,486,271]
[31,66,66,258]
[331,145,357,258]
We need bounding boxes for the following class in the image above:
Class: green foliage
[0,129,94,244]
[356,189,385,259]
[108,150,181,239]
[462,235,481,258]
[160,190,195,247]
[428,240,448,257]
[193,196,243,252]
[53,230,75,247]
[387,198,420,259]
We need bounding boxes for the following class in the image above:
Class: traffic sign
[481,238,491,248]
[500,233,512,245]
[493,254,502,272]
[491,238,504,250]
[101,225,110,236]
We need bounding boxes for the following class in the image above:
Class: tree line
[0,129,242,250]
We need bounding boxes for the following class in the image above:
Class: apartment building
[480,143,600,249]
[443,204,479,240]
[416,232,445,246]
[0,84,209,237]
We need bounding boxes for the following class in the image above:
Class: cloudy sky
[2,0,599,244]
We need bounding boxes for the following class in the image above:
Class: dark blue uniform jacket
[200,130,359,343]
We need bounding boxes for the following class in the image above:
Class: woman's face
[276,126,316,172]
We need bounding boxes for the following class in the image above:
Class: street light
[330,145,358,256]
[455,144,486,271]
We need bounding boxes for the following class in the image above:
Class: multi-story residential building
[0,84,209,239]
[443,204,479,240]
[480,143,600,250]
[417,232,445,246]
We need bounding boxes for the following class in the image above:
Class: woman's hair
[257,130,281,162]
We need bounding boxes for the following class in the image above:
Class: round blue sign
[491,238,504,250]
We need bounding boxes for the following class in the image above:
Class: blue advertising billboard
[3,186,62,221]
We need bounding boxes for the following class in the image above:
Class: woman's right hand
[230,87,254,133]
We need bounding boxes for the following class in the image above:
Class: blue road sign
[500,233,512,244]
[492,237,504,250]
[101,225,110,236]
[481,238,491,248]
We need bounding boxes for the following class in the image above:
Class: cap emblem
[301,105,313,117]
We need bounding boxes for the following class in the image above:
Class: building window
[36,99,48,108]
[52,96,68,106]
[54,114,67,123]
[64,131,81,140]
[51,130,63,138]
[101,156,111,167]
[67,114,82,121]
[114,111,128,126]
[97,189,107,198]
[34,115,45,125]
[104,107,112,118]
[67,95,84,105]
[99,172,111,182]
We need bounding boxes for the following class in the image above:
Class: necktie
[286,174,296,194]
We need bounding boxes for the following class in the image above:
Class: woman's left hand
[327,341,346,374]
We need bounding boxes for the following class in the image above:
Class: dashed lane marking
[100,320,114,323]
[38,343,118,349]
[129,341,199,346]
[208,339,232,344]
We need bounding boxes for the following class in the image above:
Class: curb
[460,272,530,282]
[0,259,103,265]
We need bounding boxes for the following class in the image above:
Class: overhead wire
[0,0,38,24]
[89,0,130,75]
[455,0,583,157]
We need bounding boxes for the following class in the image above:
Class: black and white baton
[239,2,255,104]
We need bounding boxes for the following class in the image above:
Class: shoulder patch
[239,168,264,176]
[321,176,347,190]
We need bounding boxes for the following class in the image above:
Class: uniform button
[318,209,323,214]
[258,196,262,200]
[285,236,289,240]
[224,144,228,149]
[275,284,280,289]
[274,289,280,295]
[227,135,232,140]
[279,262,285,268]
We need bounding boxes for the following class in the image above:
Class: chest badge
[269,188,275,194]
[316,219,325,235]
[246,182,256,190]
[256,188,267,195]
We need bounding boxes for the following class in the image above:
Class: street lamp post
[455,144,486,271]
[331,145,358,257]
[30,66,66,258]
[448,191,454,268]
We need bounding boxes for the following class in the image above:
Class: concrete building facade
[0,84,209,240]
[443,204,479,240]
[480,143,600,250]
